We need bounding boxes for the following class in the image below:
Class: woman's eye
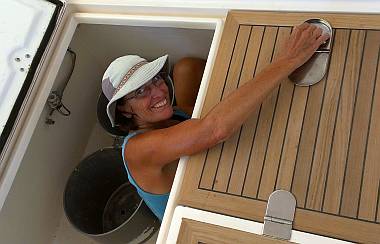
[152,75,160,83]
[136,87,145,96]
[153,75,164,86]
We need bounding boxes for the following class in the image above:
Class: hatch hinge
[263,190,296,240]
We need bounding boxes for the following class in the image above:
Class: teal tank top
[121,109,190,221]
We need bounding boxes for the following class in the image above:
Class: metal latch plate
[263,190,296,240]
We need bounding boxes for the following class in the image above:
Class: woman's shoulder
[122,130,146,161]
[123,130,144,143]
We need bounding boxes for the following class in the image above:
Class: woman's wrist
[271,56,299,76]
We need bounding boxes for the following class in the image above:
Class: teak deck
[178,11,380,243]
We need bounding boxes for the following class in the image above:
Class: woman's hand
[276,22,330,70]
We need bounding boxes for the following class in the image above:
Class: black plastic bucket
[63,147,159,243]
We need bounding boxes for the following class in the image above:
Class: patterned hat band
[112,60,149,97]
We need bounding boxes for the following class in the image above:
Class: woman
[101,23,329,221]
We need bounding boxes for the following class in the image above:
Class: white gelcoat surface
[0,0,55,136]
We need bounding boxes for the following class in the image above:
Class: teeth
[153,99,167,108]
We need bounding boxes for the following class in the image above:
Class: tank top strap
[172,108,191,121]
[121,131,142,189]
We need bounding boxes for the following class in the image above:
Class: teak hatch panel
[179,11,380,243]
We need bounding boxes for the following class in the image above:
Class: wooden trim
[199,12,240,117]
[177,218,289,244]
[229,10,380,29]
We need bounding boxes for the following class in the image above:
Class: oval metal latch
[289,18,333,86]
[263,190,296,240]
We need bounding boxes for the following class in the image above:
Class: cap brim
[97,92,128,136]
[106,54,169,127]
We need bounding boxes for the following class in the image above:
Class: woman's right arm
[125,23,330,169]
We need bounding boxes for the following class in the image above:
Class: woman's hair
[115,98,137,134]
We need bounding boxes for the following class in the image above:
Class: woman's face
[119,76,173,127]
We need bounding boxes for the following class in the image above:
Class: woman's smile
[151,97,168,110]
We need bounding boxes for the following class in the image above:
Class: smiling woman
[99,54,205,220]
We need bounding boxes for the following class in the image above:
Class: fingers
[291,23,310,39]
[295,22,310,32]
[298,23,329,47]
[289,24,303,42]
[312,27,323,39]
[306,24,318,34]
[313,33,331,49]
[292,23,321,43]
[277,22,331,68]
[293,22,317,34]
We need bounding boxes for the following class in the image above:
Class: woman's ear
[121,112,133,118]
